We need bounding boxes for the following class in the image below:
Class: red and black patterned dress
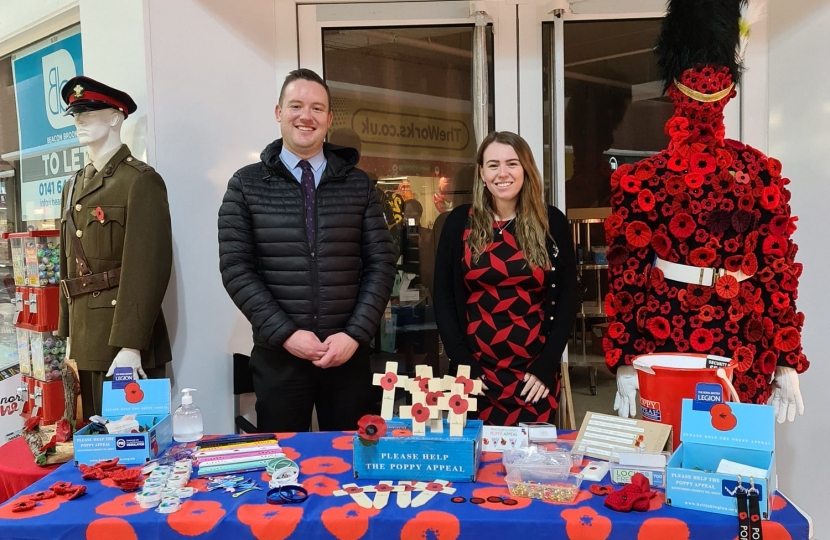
[463,219,560,425]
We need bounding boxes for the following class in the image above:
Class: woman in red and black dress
[434,131,577,426]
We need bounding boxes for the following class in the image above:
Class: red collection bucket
[632,353,740,450]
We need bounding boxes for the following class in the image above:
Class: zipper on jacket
[308,181,319,334]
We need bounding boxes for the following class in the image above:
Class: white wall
[0,0,78,57]
[768,0,830,535]
[144,0,281,432]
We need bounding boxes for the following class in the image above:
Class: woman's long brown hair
[468,131,551,269]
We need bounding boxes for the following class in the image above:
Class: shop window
[322,25,494,378]
[0,26,83,377]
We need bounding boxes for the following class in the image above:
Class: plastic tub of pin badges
[502,446,573,476]
[505,468,584,503]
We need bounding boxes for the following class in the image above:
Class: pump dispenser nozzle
[181,388,197,405]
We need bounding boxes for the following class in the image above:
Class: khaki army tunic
[57,144,173,372]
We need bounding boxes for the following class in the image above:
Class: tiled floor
[566,351,619,429]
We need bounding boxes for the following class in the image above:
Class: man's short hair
[279,68,331,109]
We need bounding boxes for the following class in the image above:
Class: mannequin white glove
[105,348,146,380]
[614,365,639,418]
[65,338,71,361]
[767,366,804,424]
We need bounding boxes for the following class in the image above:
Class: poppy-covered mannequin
[603,0,807,423]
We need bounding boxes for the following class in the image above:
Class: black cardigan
[433,204,578,386]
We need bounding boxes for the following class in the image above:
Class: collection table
[0,430,812,540]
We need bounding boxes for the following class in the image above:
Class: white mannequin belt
[653,256,750,287]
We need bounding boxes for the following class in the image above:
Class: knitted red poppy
[621,175,641,193]
[690,328,714,351]
[637,189,655,212]
[646,317,671,340]
[625,221,652,248]
[774,327,800,352]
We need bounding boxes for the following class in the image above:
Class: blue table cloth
[0,430,811,540]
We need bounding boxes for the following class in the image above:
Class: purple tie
[298,160,316,247]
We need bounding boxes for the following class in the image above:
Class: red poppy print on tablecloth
[401,510,460,540]
[476,462,506,485]
[300,456,351,476]
[303,475,340,496]
[86,517,138,540]
[237,504,303,540]
[332,435,354,451]
[95,493,149,517]
[561,507,612,540]
[0,495,63,520]
[320,502,380,540]
[167,500,226,536]
[638,517,690,540]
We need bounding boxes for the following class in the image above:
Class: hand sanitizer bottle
[173,388,203,442]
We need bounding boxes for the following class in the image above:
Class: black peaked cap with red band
[60,76,137,118]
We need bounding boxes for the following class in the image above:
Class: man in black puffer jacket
[219,69,395,432]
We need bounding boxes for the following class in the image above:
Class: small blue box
[353,418,483,482]
[666,399,776,518]
[73,379,172,466]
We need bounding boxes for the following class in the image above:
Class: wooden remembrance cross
[372,361,409,420]
[399,386,440,436]
[437,382,477,436]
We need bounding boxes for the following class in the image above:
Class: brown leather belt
[61,169,122,300]
[60,268,121,299]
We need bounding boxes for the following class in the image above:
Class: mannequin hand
[284,330,328,361]
[65,338,71,361]
[105,348,146,380]
[614,365,639,418]
[313,333,358,369]
[767,366,804,423]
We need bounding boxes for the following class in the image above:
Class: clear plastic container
[609,462,666,488]
[26,235,61,287]
[540,440,586,468]
[9,237,26,286]
[29,330,65,382]
[505,468,584,503]
[502,445,572,476]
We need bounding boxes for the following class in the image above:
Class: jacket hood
[261,138,360,177]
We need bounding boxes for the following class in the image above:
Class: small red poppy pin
[357,414,387,447]
[91,206,105,223]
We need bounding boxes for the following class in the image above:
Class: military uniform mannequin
[57,77,173,419]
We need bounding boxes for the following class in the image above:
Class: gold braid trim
[674,80,735,103]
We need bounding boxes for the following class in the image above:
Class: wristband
[269,465,300,489]
[266,485,308,505]
[176,487,195,499]
[135,490,161,508]
[156,498,181,514]
[266,457,296,475]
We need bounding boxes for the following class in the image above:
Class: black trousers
[249,344,372,432]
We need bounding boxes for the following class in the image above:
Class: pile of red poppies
[10,482,86,513]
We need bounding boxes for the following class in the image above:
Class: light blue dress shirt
[279,146,327,187]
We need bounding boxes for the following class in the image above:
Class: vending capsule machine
[5,231,65,425]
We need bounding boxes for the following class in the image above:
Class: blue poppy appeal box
[353,418,483,482]
[73,379,173,465]
[666,398,776,518]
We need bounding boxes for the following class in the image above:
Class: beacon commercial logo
[41,49,76,130]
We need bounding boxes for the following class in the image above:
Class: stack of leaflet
[194,434,283,477]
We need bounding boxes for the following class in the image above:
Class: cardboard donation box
[74,379,173,465]
[666,398,776,518]
[353,418,483,482]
